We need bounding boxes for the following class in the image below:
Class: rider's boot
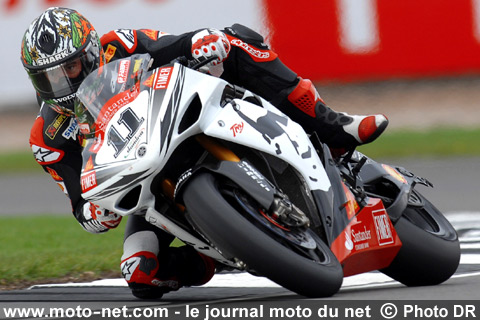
[286,78,389,149]
[121,247,215,299]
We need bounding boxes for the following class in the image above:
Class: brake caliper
[270,195,310,228]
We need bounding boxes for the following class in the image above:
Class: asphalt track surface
[1,239,480,319]
[1,157,480,319]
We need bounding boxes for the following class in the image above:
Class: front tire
[381,191,461,286]
[183,172,343,298]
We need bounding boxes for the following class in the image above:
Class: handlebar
[172,56,218,71]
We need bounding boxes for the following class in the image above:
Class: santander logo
[344,230,354,250]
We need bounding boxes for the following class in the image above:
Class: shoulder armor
[30,106,80,165]
[101,29,138,54]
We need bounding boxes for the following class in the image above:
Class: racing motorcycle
[75,53,460,298]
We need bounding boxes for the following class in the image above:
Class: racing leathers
[29,23,387,299]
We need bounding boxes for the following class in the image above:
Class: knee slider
[287,78,323,118]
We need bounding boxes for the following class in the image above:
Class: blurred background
[1,1,479,286]
[2,0,480,150]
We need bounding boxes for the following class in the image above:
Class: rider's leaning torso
[29,25,297,224]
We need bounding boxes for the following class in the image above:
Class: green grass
[0,216,125,287]
[356,126,480,159]
[0,151,38,173]
[0,215,185,288]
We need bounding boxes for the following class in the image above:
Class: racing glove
[191,28,231,73]
[77,201,122,234]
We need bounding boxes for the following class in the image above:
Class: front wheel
[182,172,343,298]
[381,191,461,286]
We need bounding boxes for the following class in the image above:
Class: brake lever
[189,56,217,70]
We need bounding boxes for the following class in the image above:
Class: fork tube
[162,178,186,211]
[195,134,240,162]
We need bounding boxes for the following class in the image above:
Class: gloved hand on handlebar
[78,201,122,233]
[191,28,231,74]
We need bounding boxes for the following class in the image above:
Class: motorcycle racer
[21,7,388,299]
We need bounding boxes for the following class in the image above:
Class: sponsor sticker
[228,37,278,62]
[79,122,91,135]
[230,122,244,137]
[350,224,372,251]
[52,93,76,105]
[81,171,97,193]
[62,118,78,140]
[237,161,271,192]
[117,60,130,84]
[45,114,68,140]
[373,209,395,246]
[344,230,354,250]
[84,156,95,172]
[104,44,117,63]
[96,84,139,132]
[143,74,155,87]
[154,67,173,90]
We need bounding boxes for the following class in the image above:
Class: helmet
[21,7,105,115]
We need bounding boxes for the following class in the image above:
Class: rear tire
[183,172,343,298]
[381,191,460,286]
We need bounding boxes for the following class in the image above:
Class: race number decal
[107,107,144,158]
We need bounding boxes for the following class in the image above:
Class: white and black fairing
[75,53,336,217]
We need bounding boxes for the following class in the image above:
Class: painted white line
[461,243,480,249]
[31,252,480,291]
[447,211,480,245]
[460,254,480,264]
[30,272,390,290]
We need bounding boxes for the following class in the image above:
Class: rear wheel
[381,191,460,286]
[183,172,343,298]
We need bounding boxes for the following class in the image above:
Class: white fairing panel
[202,99,331,192]
[94,91,150,164]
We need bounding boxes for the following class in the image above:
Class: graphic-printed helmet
[21,7,105,115]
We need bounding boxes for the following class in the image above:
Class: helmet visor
[26,45,99,102]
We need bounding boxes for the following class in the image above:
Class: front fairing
[75,54,157,208]
[74,54,335,223]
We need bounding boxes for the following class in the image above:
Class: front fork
[161,135,240,202]
[165,134,311,229]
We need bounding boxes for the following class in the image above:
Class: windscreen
[75,53,152,138]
